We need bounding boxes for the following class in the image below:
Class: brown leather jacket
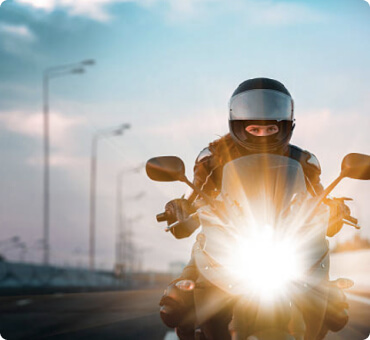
[188,133,323,202]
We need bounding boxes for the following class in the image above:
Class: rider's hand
[165,198,194,226]
[328,198,351,219]
[326,198,351,237]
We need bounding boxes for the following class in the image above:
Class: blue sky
[0,0,369,270]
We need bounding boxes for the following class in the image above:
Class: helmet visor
[229,89,293,121]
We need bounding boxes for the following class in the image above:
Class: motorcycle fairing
[193,154,330,296]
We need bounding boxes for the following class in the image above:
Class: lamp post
[89,124,130,271]
[42,59,95,266]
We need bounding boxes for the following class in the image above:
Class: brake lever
[337,197,353,202]
[343,218,361,229]
[165,221,179,232]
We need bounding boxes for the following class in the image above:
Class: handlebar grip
[156,212,168,223]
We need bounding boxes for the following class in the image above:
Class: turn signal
[175,280,195,291]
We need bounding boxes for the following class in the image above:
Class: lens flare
[195,154,331,301]
[229,224,302,300]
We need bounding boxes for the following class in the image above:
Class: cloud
[144,109,226,140]
[163,0,220,16]
[293,109,369,181]
[0,22,40,59]
[26,154,86,167]
[15,0,133,21]
[13,0,324,24]
[0,23,36,41]
[0,110,89,168]
[164,0,324,25]
[15,0,57,11]
[245,0,324,26]
[0,110,85,146]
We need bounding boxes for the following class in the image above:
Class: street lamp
[42,59,95,266]
[89,124,131,271]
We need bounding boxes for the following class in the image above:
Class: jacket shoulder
[288,144,321,173]
[208,133,234,150]
[195,147,213,163]
[195,133,234,164]
[209,133,239,164]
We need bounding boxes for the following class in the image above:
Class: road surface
[0,289,369,339]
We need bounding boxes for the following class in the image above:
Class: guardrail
[0,261,126,289]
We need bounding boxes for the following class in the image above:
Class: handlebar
[156,201,200,223]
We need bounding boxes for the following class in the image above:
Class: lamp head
[71,67,85,74]
[82,59,96,66]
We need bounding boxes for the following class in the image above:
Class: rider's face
[245,124,279,137]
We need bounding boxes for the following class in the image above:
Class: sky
[0,0,369,271]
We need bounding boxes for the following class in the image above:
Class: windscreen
[220,154,307,226]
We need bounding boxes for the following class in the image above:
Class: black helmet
[229,78,295,152]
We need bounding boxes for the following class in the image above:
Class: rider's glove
[326,198,351,237]
[165,198,195,226]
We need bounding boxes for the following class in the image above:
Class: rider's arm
[164,147,217,238]
[187,147,218,202]
[303,152,324,196]
[303,151,351,237]
[165,135,231,237]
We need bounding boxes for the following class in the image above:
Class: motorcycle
[146,153,370,340]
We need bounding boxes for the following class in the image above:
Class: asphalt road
[0,289,368,340]
[0,289,168,340]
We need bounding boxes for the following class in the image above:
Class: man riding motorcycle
[159,78,350,340]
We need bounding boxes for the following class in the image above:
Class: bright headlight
[229,225,302,300]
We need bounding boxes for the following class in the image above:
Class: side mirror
[341,153,370,180]
[146,156,186,182]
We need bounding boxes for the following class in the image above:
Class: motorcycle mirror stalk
[146,156,217,209]
[318,153,370,205]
